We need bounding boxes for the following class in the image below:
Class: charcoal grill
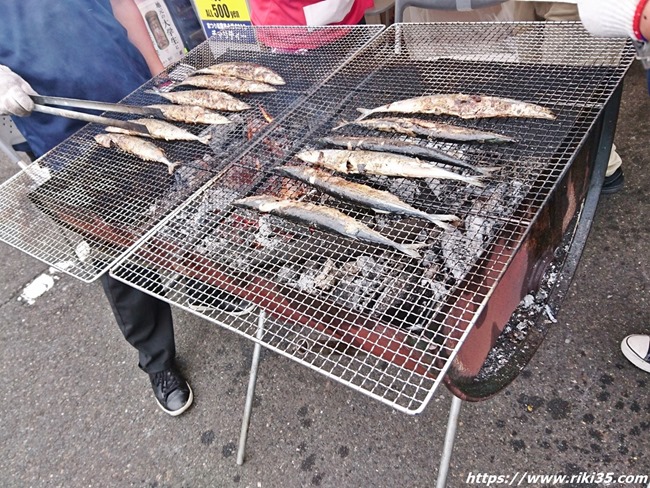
[0,22,634,484]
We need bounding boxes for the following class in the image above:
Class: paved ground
[0,64,648,488]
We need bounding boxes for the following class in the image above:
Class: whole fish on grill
[197,62,285,85]
[320,135,499,176]
[106,118,211,145]
[148,104,232,125]
[356,94,556,120]
[275,165,460,230]
[334,117,515,143]
[94,133,180,174]
[178,75,277,94]
[151,90,251,111]
[233,194,424,259]
[296,149,486,187]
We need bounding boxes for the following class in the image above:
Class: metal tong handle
[31,95,165,118]
[31,103,152,135]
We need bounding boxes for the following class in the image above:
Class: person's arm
[578,0,650,41]
[109,0,165,75]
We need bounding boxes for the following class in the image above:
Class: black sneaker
[149,368,193,416]
[602,168,624,194]
[186,279,255,316]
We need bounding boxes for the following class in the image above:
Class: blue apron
[0,0,151,157]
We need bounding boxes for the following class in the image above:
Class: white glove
[577,0,641,40]
[0,65,38,117]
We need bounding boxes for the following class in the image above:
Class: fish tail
[423,214,460,231]
[476,166,501,176]
[355,108,373,120]
[463,175,487,187]
[167,161,182,174]
[397,243,423,259]
[332,120,350,131]
[198,134,212,145]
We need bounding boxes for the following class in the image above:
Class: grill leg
[236,309,265,465]
[436,395,463,488]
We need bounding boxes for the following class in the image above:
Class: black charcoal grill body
[0,22,634,485]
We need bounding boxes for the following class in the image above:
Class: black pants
[100,273,175,374]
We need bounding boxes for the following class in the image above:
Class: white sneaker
[620,335,650,373]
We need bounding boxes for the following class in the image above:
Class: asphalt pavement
[0,63,648,488]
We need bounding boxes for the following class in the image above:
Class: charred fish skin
[320,135,499,176]
[152,90,251,112]
[197,62,285,86]
[147,104,232,125]
[233,195,422,259]
[335,117,515,144]
[106,118,211,145]
[94,133,180,174]
[179,75,277,94]
[296,149,486,187]
[357,94,555,120]
[275,165,459,230]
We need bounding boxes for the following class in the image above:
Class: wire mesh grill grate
[108,23,634,413]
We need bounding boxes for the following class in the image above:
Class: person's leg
[100,273,175,373]
[100,273,192,416]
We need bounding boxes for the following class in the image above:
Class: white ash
[387,177,421,202]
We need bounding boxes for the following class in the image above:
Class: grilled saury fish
[296,149,486,187]
[233,195,424,259]
[197,62,285,85]
[357,94,556,120]
[321,135,498,176]
[179,75,277,94]
[148,104,232,125]
[106,118,211,145]
[275,165,460,230]
[94,133,180,174]
[152,90,251,111]
[335,117,515,143]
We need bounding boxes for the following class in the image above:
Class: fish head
[294,150,323,164]
[274,165,318,181]
[94,133,113,147]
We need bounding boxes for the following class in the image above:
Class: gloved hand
[0,65,37,117]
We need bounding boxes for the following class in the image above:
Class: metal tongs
[30,95,167,135]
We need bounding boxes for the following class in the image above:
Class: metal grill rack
[0,25,383,282]
[108,22,635,414]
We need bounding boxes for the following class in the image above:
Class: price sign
[191,0,254,42]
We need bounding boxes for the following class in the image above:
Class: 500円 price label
[193,0,250,21]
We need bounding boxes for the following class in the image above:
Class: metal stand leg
[436,395,463,488]
[236,309,265,465]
